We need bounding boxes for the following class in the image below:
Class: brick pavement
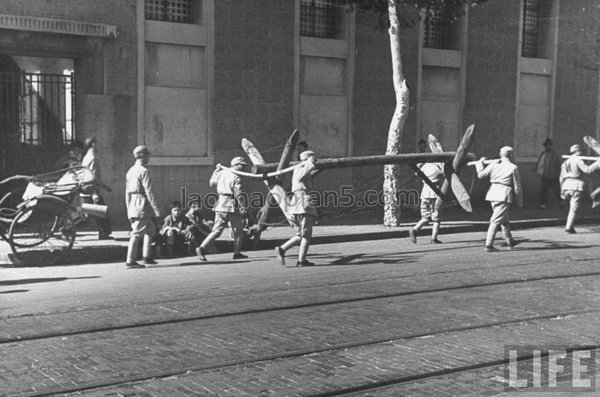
[61,311,600,396]
[0,224,600,396]
[3,229,600,395]
[2,237,599,341]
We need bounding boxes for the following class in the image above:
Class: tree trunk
[383,0,410,227]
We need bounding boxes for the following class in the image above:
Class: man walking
[409,161,445,244]
[476,146,523,252]
[275,150,318,267]
[125,146,162,268]
[534,138,562,209]
[197,156,249,261]
[560,144,600,233]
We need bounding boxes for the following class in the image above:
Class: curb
[264,217,599,248]
[2,217,599,266]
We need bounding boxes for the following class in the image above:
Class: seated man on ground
[160,201,197,257]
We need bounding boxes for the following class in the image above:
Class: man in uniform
[409,161,444,244]
[275,150,318,267]
[475,146,523,252]
[125,145,162,268]
[197,156,249,261]
[560,144,600,233]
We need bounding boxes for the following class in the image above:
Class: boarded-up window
[145,43,206,88]
[300,56,345,96]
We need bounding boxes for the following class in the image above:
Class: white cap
[499,146,513,157]
[133,145,150,158]
[299,150,315,161]
[230,156,248,167]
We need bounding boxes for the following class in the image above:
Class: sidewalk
[1,202,599,266]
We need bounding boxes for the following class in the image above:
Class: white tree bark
[383,0,410,227]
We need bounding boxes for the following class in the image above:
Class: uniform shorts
[211,211,243,237]
[292,214,314,239]
[420,198,441,222]
[130,217,156,238]
[489,201,510,225]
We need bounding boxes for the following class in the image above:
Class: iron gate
[0,71,75,177]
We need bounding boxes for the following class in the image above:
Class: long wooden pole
[251,152,476,174]
[466,159,501,167]
[561,155,600,161]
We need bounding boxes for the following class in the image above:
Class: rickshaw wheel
[8,201,76,266]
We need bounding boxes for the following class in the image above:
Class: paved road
[2,225,600,396]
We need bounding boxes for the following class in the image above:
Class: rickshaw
[0,165,100,266]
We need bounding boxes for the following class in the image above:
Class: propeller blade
[428,134,443,153]
[276,129,300,183]
[452,124,475,173]
[450,173,472,212]
[583,136,600,156]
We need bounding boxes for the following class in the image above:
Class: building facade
[0,0,599,223]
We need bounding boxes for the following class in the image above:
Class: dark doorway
[0,55,75,178]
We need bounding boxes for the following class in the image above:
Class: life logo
[504,345,596,392]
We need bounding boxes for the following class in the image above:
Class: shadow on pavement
[320,252,418,267]
[0,276,100,286]
[519,239,594,251]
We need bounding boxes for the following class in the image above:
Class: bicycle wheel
[8,201,76,266]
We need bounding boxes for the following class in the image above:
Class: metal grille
[300,0,339,39]
[423,6,445,49]
[21,73,74,146]
[522,0,540,57]
[145,0,197,24]
[0,71,75,177]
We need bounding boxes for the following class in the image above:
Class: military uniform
[477,158,523,225]
[409,162,444,244]
[418,163,444,222]
[125,146,161,267]
[275,151,317,267]
[560,145,600,232]
[197,157,248,260]
[210,167,245,237]
[476,147,522,252]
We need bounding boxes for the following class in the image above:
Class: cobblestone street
[2,225,600,396]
